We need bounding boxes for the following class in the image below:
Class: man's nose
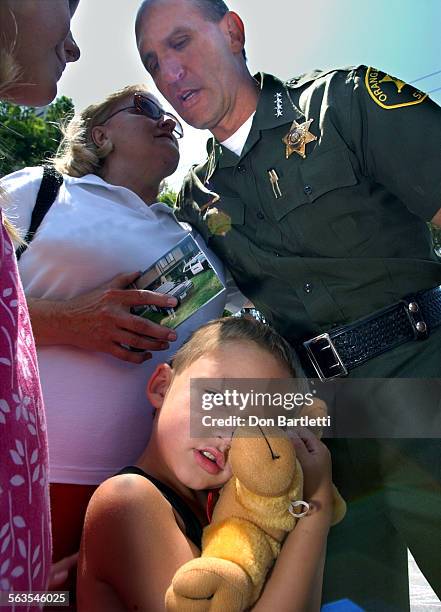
[161,57,185,85]
[65,31,81,63]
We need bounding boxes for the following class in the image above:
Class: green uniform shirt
[176,66,441,371]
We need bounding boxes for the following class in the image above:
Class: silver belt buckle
[303,333,348,381]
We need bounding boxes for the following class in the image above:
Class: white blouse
[2,167,227,485]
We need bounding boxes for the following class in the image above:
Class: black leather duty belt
[301,285,441,381]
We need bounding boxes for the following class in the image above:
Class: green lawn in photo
[142,309,164,324]
[139,269,224,328]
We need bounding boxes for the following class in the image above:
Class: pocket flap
[300,148,358,202]
[274,148,358,221]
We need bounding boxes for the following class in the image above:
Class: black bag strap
[16,165,63,261]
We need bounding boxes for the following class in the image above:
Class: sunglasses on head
[102,92,184,139]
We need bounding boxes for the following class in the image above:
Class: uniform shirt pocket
[273,148,358,221]
[271,148,361,257]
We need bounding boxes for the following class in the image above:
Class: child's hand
[290,428,333,506]
[48,552,78,589]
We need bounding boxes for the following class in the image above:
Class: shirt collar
[65,173,175,216]
[205,72,305,173]
[252,72,304,130]
[65,173,108,187]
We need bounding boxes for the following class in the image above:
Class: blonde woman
[1,85,228,573]
[0,0,80,600]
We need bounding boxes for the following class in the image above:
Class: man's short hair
[192,0,229,21]
[139,0,229,22]
[192,0,230,22]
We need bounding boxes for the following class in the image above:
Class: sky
[58,0,441,191]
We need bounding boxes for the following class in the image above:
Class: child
[77,318,334,611]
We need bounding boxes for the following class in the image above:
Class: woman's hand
[291,428,333,508]
[28,271,179,363]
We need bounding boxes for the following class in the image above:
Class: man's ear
[91,125,110,148]
[147,363,173,411]
[221,11,245,55]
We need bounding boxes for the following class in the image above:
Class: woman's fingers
[117,288,178,309]
[115,329,170,352]
[110,343,152,364]
[55,276,178,359]
[124,313,177,341]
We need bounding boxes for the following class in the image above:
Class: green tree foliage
[158,182,177,208]
[0,96,74,176]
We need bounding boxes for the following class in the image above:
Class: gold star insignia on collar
[282,118,317,159]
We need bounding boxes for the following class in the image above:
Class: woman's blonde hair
[0,3,24,244]
[53,84,149,177]
[0,2,20,95]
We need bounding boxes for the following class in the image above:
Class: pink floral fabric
[0,212,51,609]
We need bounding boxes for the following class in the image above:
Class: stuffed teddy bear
[165,413,346,612]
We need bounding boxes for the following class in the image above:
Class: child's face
[148,341,291,490]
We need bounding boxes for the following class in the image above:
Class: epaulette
[285,65,360,89]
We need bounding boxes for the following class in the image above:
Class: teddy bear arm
[202,517,278,606]
[165,557,251,612]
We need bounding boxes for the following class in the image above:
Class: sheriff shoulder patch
[365,67,427,109]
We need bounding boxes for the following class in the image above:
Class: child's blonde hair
[171,317,298,376]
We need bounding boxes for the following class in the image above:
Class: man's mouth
[178,89,199,106]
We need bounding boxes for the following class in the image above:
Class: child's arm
[251,433,334,612]
[77,474,199,611]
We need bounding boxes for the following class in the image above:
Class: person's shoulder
[0,166,46,229]
[87,472,172,522]
[282,66,373,118]
[176,163,218,228]
[82,473,181,592]
[284,65,367,92]
[83,474,177,567]
[0,165,44,192]
[284,64,428,109]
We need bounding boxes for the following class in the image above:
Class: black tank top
[116,465,203,549]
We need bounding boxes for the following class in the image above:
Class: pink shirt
[0,212,51,608]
